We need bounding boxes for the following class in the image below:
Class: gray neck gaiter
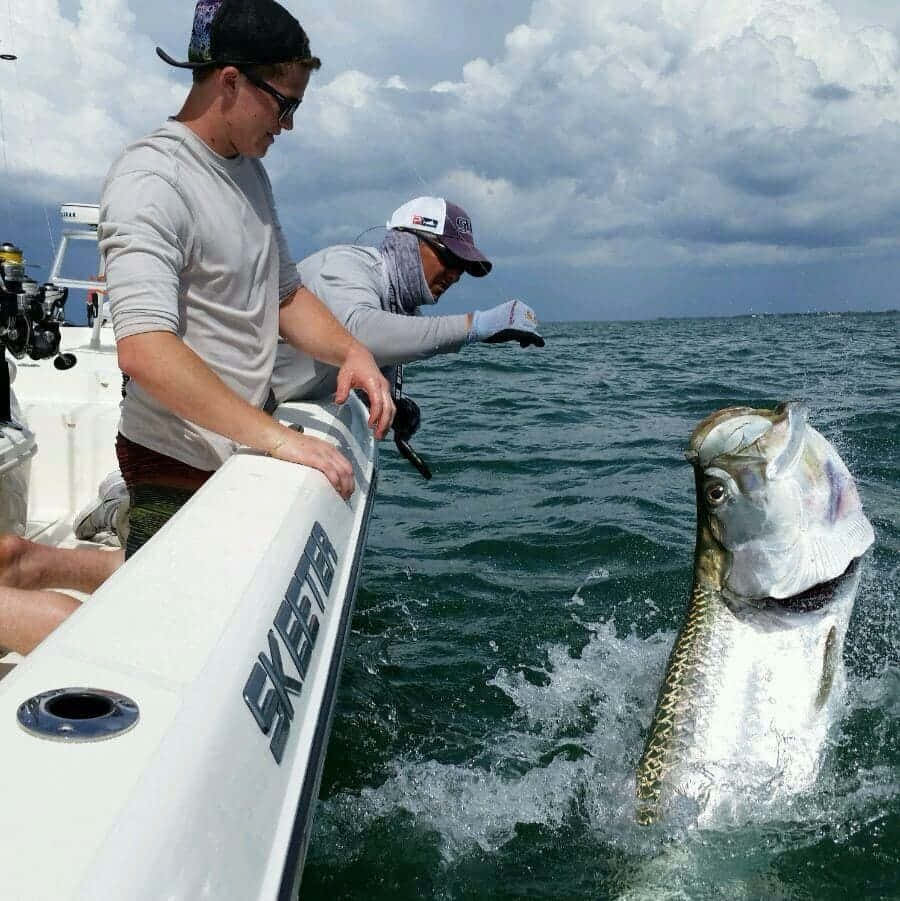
[379,230,434,315]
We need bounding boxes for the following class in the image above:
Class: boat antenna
[0,47,14,232]
[0,36,57,264]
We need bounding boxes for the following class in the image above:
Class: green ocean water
[302,311,899,901]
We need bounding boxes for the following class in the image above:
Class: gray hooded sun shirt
[270,231,470,403]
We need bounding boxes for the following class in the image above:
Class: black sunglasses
[418,234,466,272]
[241,69,301,124]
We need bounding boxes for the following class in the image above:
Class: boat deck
[1,327,122,682]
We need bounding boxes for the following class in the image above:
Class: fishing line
[402,113,524,311]
[352,224,386,244]
[391,131,516,309]
[366,68,527,312]
[392,120,433,195]
[343,124,432,245]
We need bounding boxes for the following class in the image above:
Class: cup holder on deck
[17,687,139,742]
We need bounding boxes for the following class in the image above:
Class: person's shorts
[115,434,213,560]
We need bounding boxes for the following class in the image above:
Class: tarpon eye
[706,482,728,505]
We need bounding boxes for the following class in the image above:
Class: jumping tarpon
[636,402,874,825]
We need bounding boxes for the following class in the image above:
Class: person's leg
[125,484,198,559]
[116,433,211,560]
[0,533,122,593]
[0,529,123,656]
[0,586,80,654]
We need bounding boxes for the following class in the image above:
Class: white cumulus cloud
[2,0,900,315]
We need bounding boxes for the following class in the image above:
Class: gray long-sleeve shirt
[100,120,300,470]
[270,244,470,402]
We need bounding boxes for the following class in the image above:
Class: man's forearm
[342,306,470,365]
[117,331,284,453]
[279,286,358,365]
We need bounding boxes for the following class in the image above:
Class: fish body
[636,403,874,825]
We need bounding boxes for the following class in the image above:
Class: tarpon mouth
[730,555,863,618]
[635,404,874,826]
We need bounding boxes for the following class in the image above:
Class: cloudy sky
[2,0,900,321]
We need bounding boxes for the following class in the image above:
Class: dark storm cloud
[810,83,855,101]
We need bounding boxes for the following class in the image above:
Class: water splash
[568,567,611,606]
[319,605,899,871]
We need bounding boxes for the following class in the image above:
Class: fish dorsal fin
[764,403,808,481]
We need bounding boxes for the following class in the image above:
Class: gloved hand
[467,300,545,348]
[393,395,421,442]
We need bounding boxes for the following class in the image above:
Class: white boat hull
[0,326,378,899]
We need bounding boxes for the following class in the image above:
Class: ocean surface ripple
[302,312,899,900]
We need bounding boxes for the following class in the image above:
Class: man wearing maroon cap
[270,196,544,470]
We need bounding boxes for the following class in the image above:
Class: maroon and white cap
[386,196,492,276]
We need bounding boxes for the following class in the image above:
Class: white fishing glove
[467,299,545,348]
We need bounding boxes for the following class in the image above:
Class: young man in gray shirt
[105,0,393,558]
[0,0,394,653]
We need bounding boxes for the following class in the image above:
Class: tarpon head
[686,402,874,600]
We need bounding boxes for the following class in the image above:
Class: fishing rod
[392,363,431,480]
[353,223,433,480]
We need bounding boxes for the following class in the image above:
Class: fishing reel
[0,242,75,369]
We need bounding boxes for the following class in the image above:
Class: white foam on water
[359,755,585,859]
[350,616,673,860]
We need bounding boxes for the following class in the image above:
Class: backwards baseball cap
[156,0,319,70]
[387,196,492,277]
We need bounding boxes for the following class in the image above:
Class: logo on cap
[189,0,222,63]
[412,215,439,229]
[455,216,472,235]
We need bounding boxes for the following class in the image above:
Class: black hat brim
[156,46,214,68]
[442,238,493,277]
